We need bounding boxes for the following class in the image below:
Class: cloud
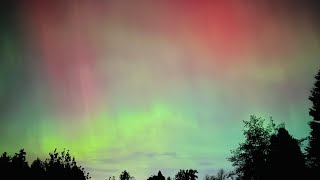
[198,161,215,167]
[96,158,121,164]
[94,151,178,165]
[162,152,177,158]
[128,151,177,159]
[86,167,119,173]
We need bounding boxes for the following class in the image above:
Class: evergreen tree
[267,128,305,180]
[158,171,165,180]
[0,152,11,172]
[30,158,46,179]
[306,69,320,177]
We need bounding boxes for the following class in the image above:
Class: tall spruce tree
[267,128,305,180]
[306,69,320,174]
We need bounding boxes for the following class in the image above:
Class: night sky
[1,1,320,180]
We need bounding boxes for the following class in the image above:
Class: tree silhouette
[214,169,227,180]
[228,115,281,180]
[108,176,116,180]
[175,169,198,180]
[44,149,90,180]
[204,174,215,180]
[0,149,90,180]
[147,170,165,180]
[204,169,229,180]
[158,171,165,180]
[120,170,134,180]
[305,68,320,178]
[30,158,46,179]
[10,149,30,179]
[0,152,11,173]
[267,127,305,180]
[0,150,31,179]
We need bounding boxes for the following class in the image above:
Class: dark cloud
[128,151,177,159]
[95,151,178,164]
[95,158,121,164]
[85,167,119,173]
[162,152,177,158]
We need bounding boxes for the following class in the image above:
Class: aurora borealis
[1,1,320,179]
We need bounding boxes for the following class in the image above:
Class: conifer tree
[306,69,320,176]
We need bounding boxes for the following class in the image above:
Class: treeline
[0,149,90,180]
[1,68,320,180]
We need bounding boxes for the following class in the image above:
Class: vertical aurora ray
[1,1,320,179]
